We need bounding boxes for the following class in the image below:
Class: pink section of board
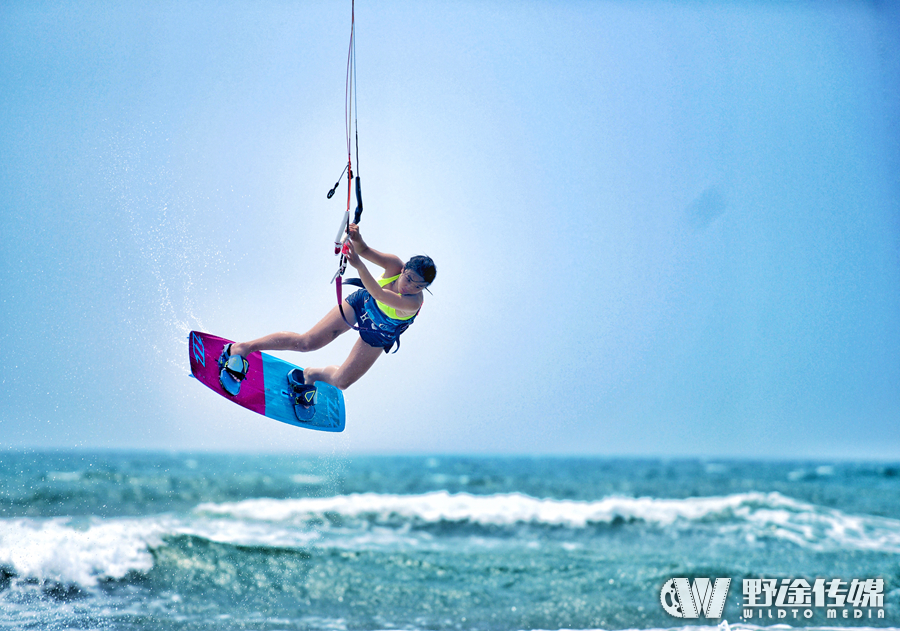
[189,331,266,416]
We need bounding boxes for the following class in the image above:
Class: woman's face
[398,268,428,295]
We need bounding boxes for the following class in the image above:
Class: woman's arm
[346,241,422,314]
[347,224,404,276]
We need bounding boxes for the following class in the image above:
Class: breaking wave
[2,491,898,588]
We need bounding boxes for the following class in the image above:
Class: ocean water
[0,453,897,631]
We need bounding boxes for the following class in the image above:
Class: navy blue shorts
[345,289,415,351]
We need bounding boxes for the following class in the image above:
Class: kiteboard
[188,331,345,432]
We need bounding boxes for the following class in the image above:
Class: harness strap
[336,276,361,331]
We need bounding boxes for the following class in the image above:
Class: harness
[340,277,418,354]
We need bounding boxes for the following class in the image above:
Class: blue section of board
[260,353,345,432]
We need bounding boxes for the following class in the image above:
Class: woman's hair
[405,255,436,285]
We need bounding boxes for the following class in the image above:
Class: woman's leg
[230,303,354,357]
[304,337,384,390]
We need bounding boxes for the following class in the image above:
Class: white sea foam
[198,490,764,525]
[196,490,900,553]
[0,516,166,587]
[0,513,323,587]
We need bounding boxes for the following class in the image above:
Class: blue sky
[1,0,898,457]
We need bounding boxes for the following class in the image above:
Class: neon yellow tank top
[376,274,418,321]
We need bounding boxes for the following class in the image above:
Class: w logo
[191,332,206,367]
[661,578,731,619]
